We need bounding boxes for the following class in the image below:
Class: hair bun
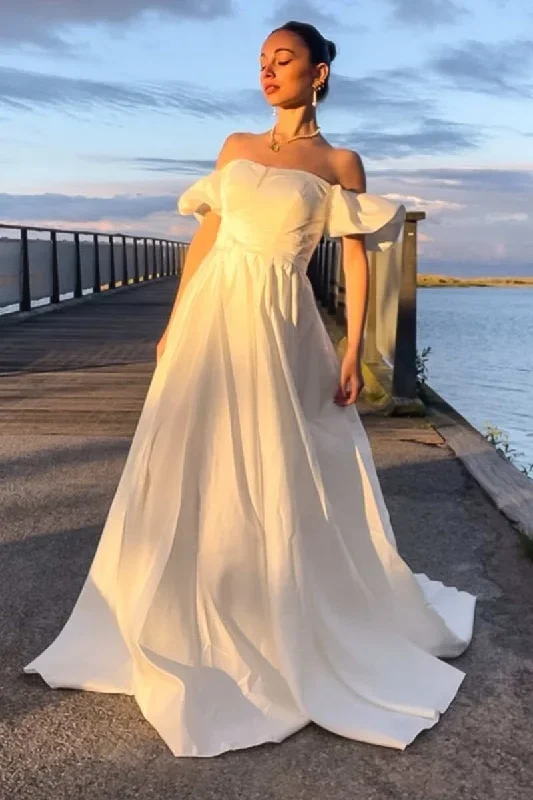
[326,39,337,62]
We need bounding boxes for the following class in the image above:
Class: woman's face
[260,29,325,109]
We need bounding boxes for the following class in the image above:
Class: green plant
[415,346,431,391]
[482,424,533,479]
[483,424,533,559]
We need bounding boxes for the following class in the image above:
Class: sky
[0,0,532,275]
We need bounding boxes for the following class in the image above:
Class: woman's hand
[156,329,168,365]
[334,349,364,406]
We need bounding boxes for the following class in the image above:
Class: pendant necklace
[269,125,321,153]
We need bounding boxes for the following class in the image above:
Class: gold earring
[312,82,323,107]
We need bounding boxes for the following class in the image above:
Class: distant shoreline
[418,274,533,288]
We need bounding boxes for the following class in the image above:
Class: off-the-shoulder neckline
[218,158,357,191]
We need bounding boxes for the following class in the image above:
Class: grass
[418,274,533,288]
[482,424,533,480]
[482,424,533,560]
[416,346,431,394]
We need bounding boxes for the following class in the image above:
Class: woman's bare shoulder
[216,132,264,169]
[329,147,367,192]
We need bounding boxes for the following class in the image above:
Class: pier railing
[308,211,426,400]
[1,213,425,401]
[0,223,187,315]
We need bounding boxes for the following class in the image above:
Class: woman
[24,21,476,758]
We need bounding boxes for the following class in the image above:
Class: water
[418,287,533,472]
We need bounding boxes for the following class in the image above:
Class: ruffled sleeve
[326,185,406,251]
[177,170,222,222]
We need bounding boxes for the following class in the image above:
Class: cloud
[0,188,201,240]
[383,0,468,27]
[376,166,533,268]
[265,0,363,32]
[0,213,195,241]
[0,191,177,223]
[371,167,533,194]
[0,66,256,120]
[485,212,529,223]
[428,39,533,98]
[325,70,434,121]
[385,193,465,212]
[330,116,486,159]
[0,1,233,50]
[0,64,437,130]
[85,156,218,174]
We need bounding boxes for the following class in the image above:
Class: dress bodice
[178,158,406,273]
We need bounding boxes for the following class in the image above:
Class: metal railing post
[121,235,128,286]
[74,233,82,298]
[50,230,60,304]
[19,228,31,312]
[144,238,149,280]
[93,234,101,293]
[109,235,116,289]
[392,217,419,398]
[133,238,140,283]
[171,242,176,275]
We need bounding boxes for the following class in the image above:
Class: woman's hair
[272,20,337,102]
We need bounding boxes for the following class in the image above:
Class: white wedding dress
[24,158,476,757]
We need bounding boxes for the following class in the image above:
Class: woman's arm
[332,149,368,405]
[156,210,220,362]
[342,236,369,360]
[167,210,221,327]
[157,135,243,362]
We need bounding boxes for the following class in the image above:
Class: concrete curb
[421,382,533,546]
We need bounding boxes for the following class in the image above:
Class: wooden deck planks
[0,280,174,435]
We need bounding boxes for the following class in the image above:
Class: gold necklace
[269,125,321,153]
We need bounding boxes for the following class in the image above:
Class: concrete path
[1,281,532,799]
